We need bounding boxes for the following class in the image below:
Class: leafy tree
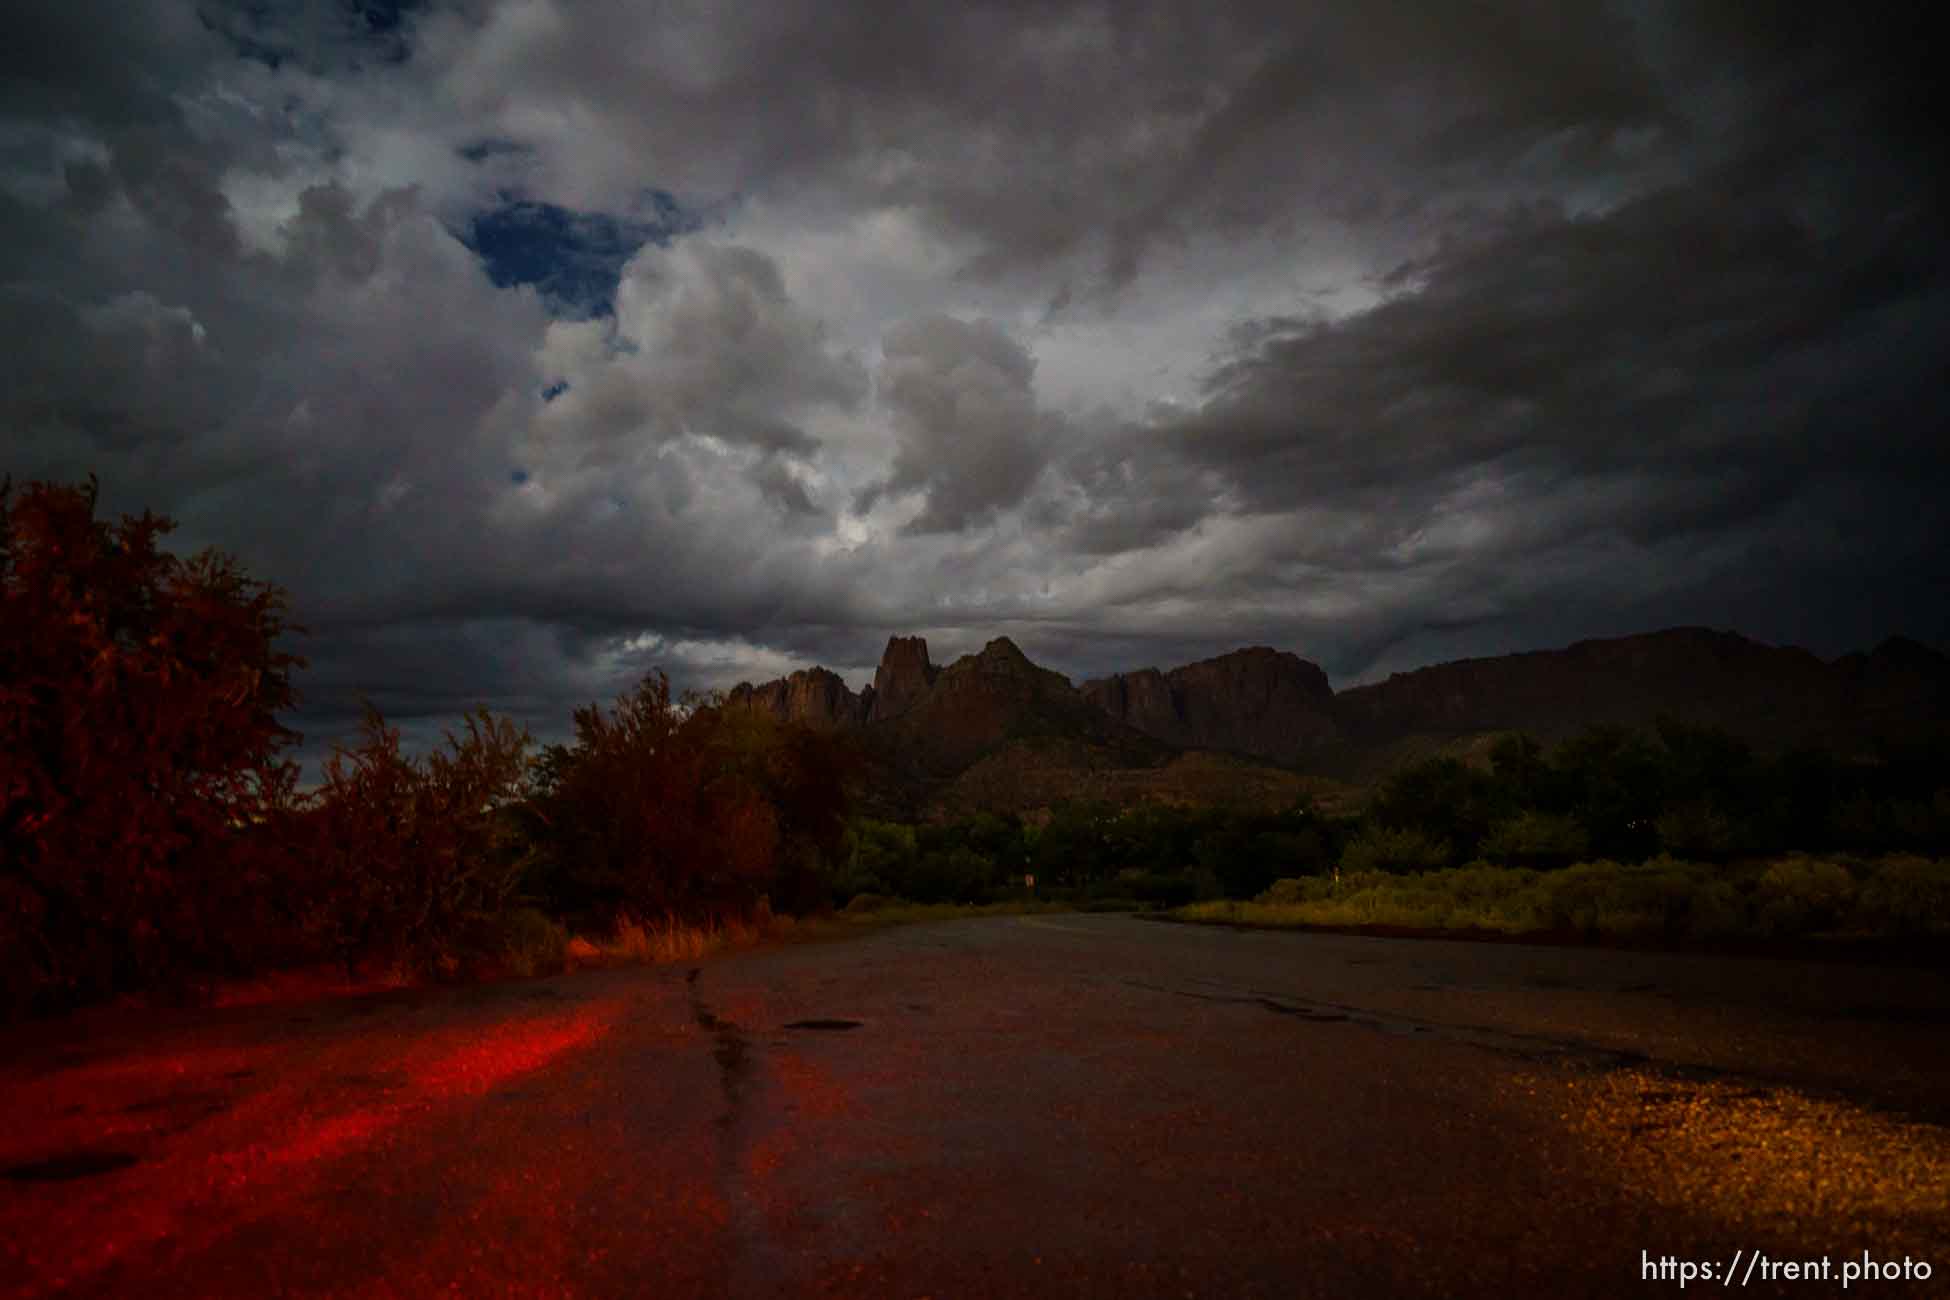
[1339,825,1451,874]
[835,818,917,901]
[1369,757,1504,862]
[302,706,534,973]
[525,674,762,921]
[2,477,304,1008]
[1033,801,1115,884]
[1488,733,1553,807]
[1549,726,1664,861]
[1481,810,1590,869]
[685,701,860,913]
[521,676,854,923]
[908,845,996,903]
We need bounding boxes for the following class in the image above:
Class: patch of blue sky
[458,191,700,319]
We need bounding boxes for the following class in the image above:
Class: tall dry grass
[582,912,779,967]
[1173,854,1950,942]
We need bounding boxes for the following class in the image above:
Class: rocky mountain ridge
[726,627,1950,803]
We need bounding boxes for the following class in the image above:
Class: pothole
[3,1150,140,1183]
[784,1018,863,1031]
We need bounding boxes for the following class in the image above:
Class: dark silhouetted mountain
[725,626,1949,808]
[1330,627,1947,758]
[728,635,1339,816]
[867,636,1169,779]
[867,635,936,723]
[1830,635,1950,741]
[1081,647,1340,765]
[725,666,869,729]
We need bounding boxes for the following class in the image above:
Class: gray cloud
[861,315,1051,534]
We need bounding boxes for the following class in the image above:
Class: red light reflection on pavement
[1,1002,619,1297]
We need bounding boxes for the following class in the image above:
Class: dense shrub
[1482,811,1590,870]
[483,906,570,978]
[1113,869,1201,907]
[835,819,918,902]
[1852,855,1950,935]
[520,676,856,925]
[301,707,535,974]
[907,845,997,903]
[1654,802,1740,860]
[1214,855,1950,943]
[2,478,305,1010]
[1753,856,1856,936]
[1369,758,1503,862]
[1340,825,1452,875]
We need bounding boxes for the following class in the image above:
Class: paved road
[4,915,1947,1298]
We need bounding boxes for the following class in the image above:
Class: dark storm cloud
[4,0,1945,765]
[860,315,1053,534]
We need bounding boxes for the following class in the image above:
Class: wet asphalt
[3,914,1947,1298]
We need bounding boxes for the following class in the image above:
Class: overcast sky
[4,0,1946,767]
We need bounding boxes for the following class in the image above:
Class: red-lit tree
[302,705,535,974]
[0,476,305,1009]
[519,675,856,925]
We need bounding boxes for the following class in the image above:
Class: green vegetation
[1171,729,1950,946]
[831,800,1338,909]
[1176,855,1950,942]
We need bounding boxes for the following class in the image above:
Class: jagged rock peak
[975,636,1034,666]
[1081,645,1340,763]
[725,665,867,729]
[869,635,937,723]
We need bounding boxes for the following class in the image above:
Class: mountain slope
[725,626,1950,808]
[1081,646,1341,765]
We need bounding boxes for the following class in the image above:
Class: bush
[2,477,306,1010]
[1257,877,1326,906]
[1482,812,1589,870]
[302,706,535,973]
[908,845,998,903]
[1340,825,1452,874]
[1369,758,1505,861]
[520,677,854,924]
[1753,856,1856,936]
[1114,870,1200,908]
[1851,856,1950,936]
[835,819,916,903]
[1686,879,1749,939]
[1193,854,1950,945]
[1655,802,1739,861]
[486,907,569,978]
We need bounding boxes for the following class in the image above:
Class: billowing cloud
[861,315,1051,534]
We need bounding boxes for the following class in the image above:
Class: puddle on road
[3,1150,141,1182]
[1253,1000,1349,1023]
[121,1090,236,1120]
